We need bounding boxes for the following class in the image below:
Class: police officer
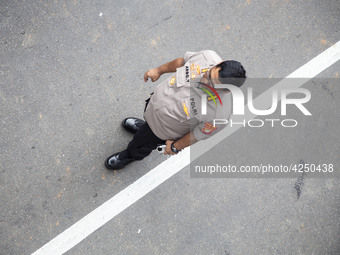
[105,50,246,170]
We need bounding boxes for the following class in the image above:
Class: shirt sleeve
[201,50,223,65]
[184,50,222,66]
[193,120,225,141]
[183,51,196,63]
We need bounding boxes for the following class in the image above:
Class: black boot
[122,117,145,134]
[105,150,134,170]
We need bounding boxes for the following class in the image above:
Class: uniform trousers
[123,122,166,160]
[122,95,166,161]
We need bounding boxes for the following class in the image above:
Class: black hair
[216,60,247,87]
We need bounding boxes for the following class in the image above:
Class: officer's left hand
[164,140,177,155]
[144,68,161,82]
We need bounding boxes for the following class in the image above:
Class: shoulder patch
[201,122,217,135]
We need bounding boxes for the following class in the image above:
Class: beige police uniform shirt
[144,50,232,141]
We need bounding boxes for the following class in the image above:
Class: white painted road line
[32,41,340,255]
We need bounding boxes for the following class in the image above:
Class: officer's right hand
[144,68,161,82]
